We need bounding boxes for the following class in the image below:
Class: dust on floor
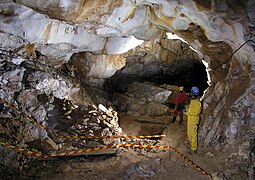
[2,114,226,180]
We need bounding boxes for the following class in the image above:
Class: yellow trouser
[187,99,201,151]
[187,121,198,151]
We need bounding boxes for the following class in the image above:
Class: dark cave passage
[104,59,208,96]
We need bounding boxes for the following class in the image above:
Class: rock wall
[0,49,92,146]
[70,52,126,89]
[112,82,172,116]
[0,50,123,174]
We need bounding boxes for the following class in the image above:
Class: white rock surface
[1,0,253,64]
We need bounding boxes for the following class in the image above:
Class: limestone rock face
[14,0,122,25]
[0,50,92,146]
[1,0,253,61]
[113,82,171,116]
[71,52,126,88]
[127,82,171,103]
[0,50,123,173]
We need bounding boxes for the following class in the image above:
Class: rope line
[0,141,113,158]
[0,97,59,137]
[0,141,212,179]
[212,39,255,70]
[0,98,165,140]
[0,98,212,178]
[58,135,166,139]
[117,143,213,179]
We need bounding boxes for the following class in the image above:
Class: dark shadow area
[139,124,166,137]
[104,59,208,96]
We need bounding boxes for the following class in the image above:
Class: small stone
[206,152,215,158]
[212,172,224,180]
[98,104,107,113]
[42,137,58,151]
[222,64,227,69]
[64,110,72,115]
[59,164,72,173]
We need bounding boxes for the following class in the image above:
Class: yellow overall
[187,99,201,151]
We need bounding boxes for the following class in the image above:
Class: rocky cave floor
[1,112,236,180]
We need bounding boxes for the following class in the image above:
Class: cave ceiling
[0,0,254,62]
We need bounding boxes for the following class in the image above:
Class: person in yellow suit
[186,86,201,154]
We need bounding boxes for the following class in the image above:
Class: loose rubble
[0,50,163,172]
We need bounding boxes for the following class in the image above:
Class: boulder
[140,102,169,116]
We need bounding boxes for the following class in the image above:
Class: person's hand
[184,109,188,116]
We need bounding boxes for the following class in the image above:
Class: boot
[179,115,183,124]
[179,118,183,124]
[171,116,176,123]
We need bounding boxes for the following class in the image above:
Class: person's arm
[187,100,201,116]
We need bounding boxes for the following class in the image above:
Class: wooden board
[39,148,117,160]
[135,118,169,124]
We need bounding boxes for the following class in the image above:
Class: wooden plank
[77,148,117,156]
[58,148,117,156]
[38,148,117,160]
[135,119,169,124]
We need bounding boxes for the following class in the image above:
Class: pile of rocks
[112,82,176,116]
[0,50,162,172]
[53,102,163,155]
[58,103,123,150]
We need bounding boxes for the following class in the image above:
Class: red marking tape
[0,98,211,178]
[58,134,166,139]
[0,97,58,137]
[41,145,115,158]
[0,141,114,158]
[0,142,42,157]
[116,143,213,179]
[0,98,166,141]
